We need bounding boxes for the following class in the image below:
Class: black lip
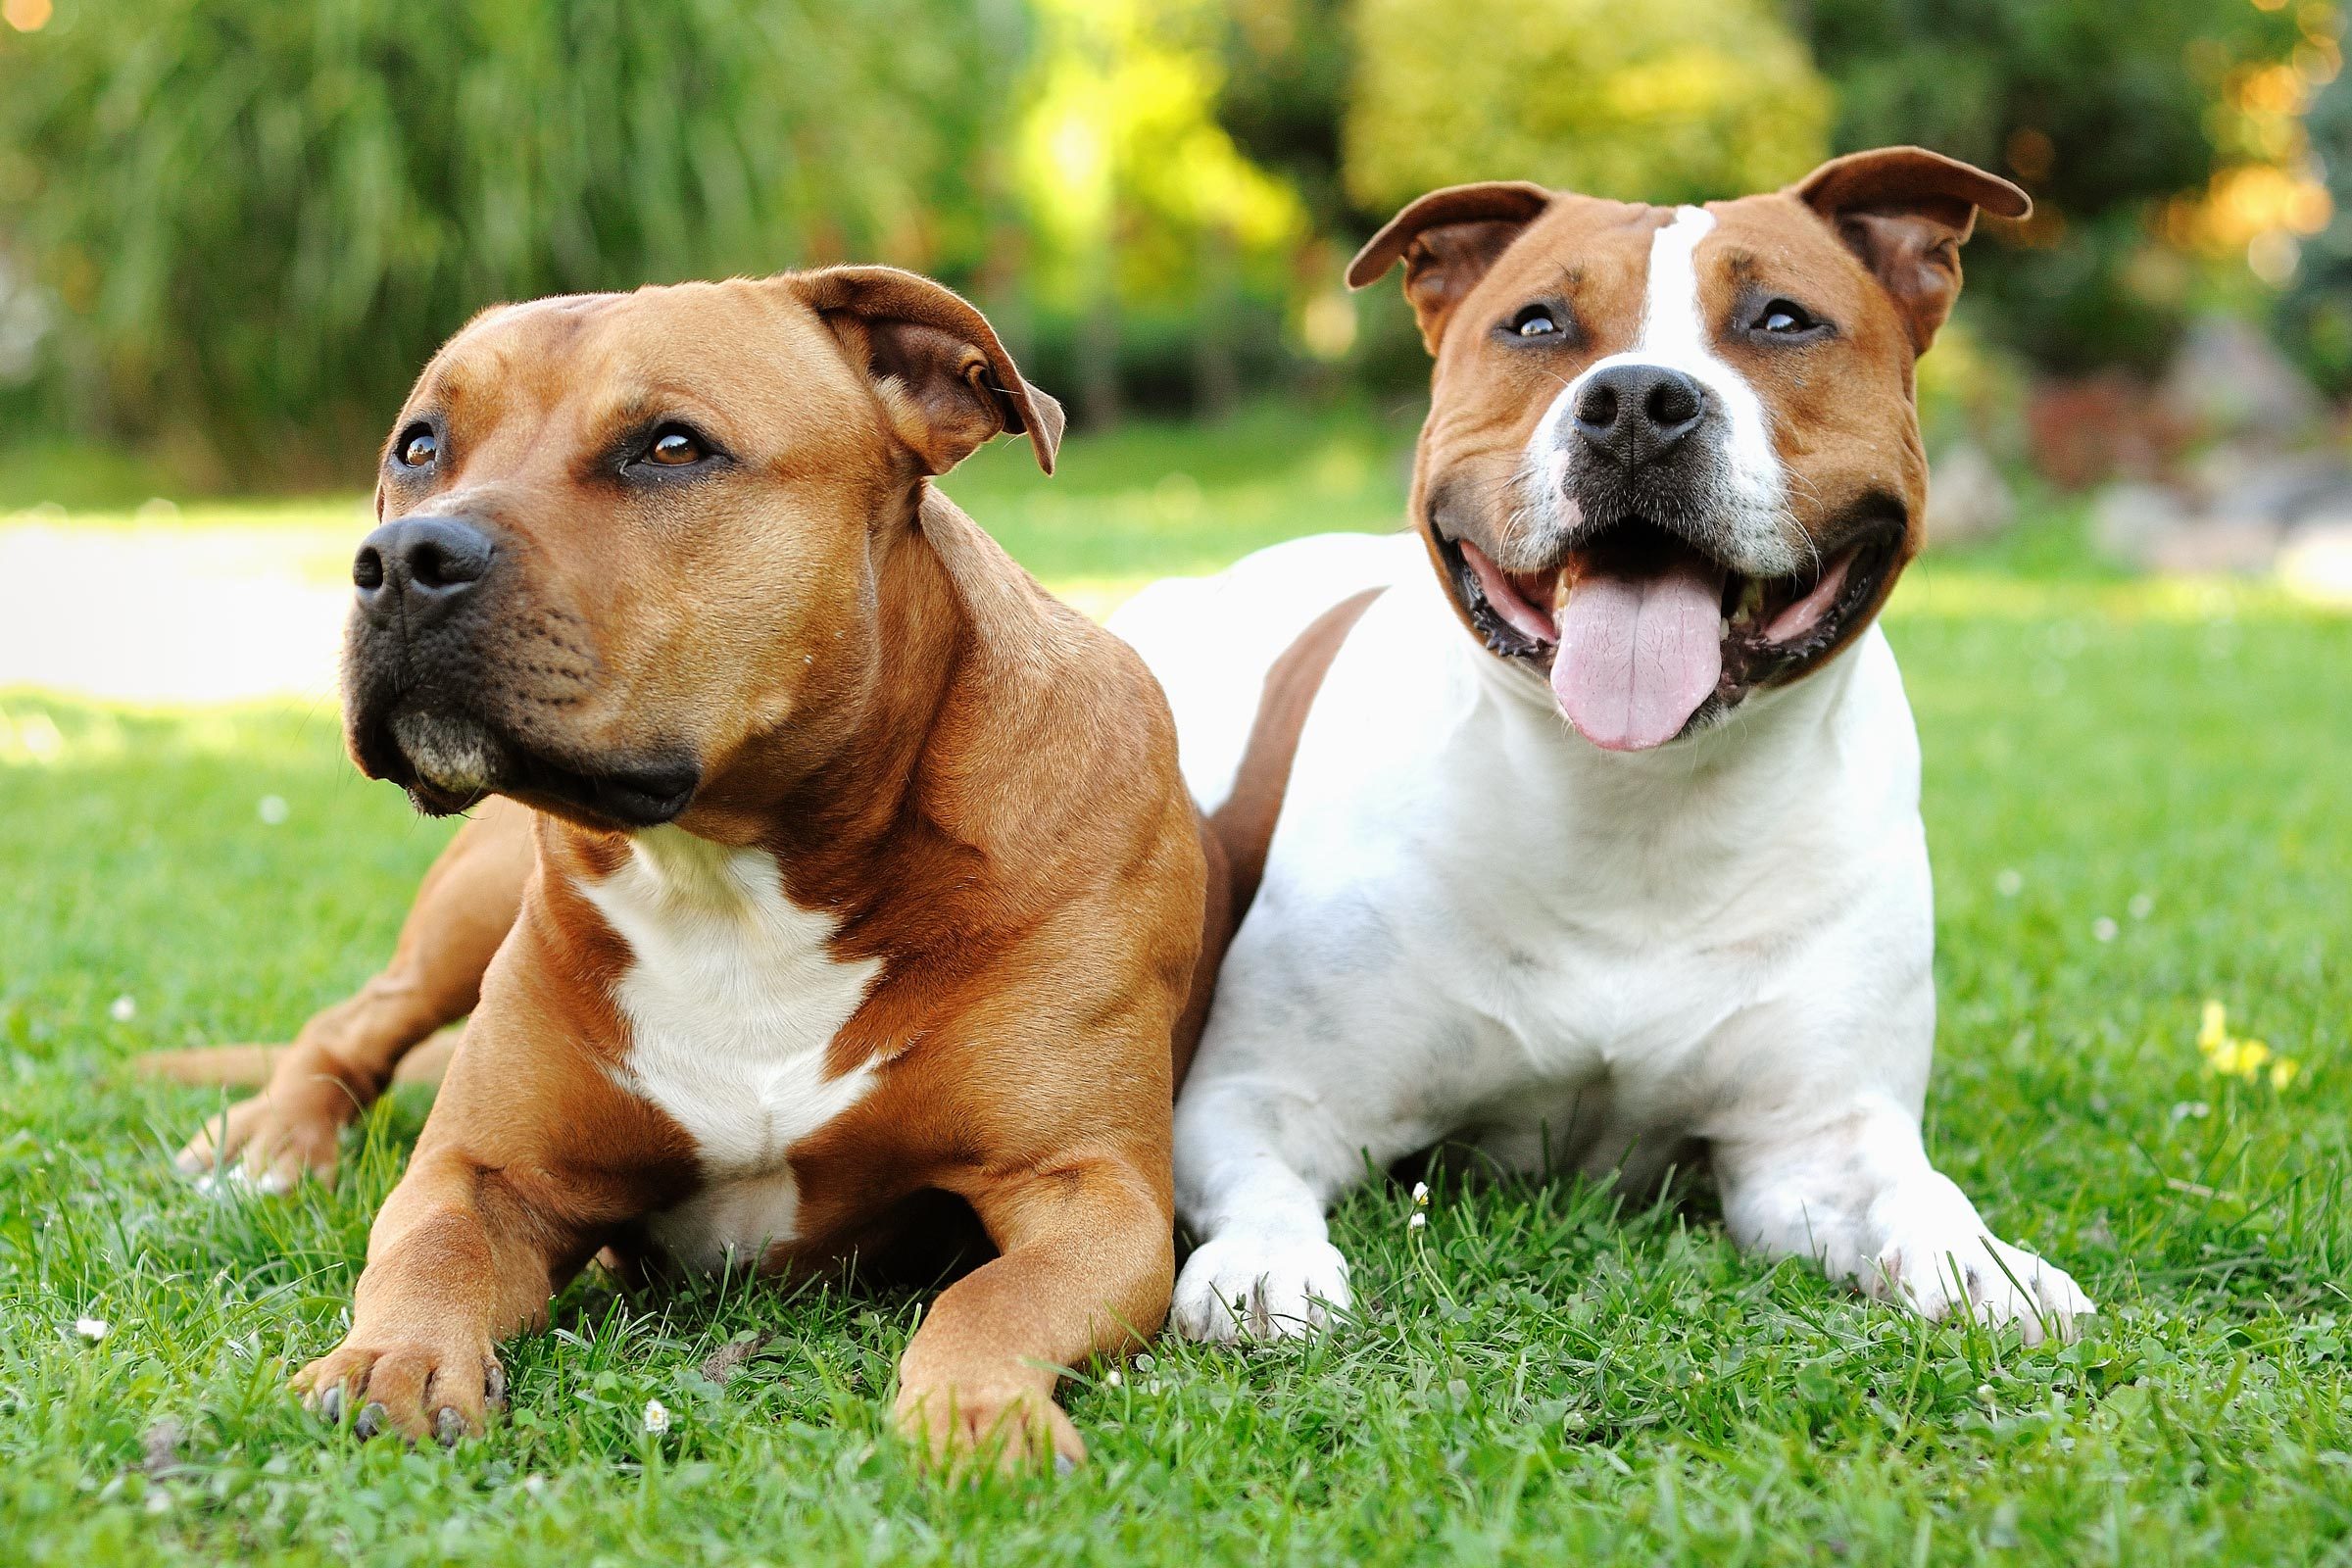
[1718,521,1903,693]
[490,743,701,831]
[1433,527,1552,662]
[352,695,699,830]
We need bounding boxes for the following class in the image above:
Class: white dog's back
[1109,530,1416,812]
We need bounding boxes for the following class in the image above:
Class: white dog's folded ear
[1790,147,2031,355]
[795,266,1065,476]
[1346,181,1552,354]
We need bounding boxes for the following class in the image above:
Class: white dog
[1113,147,2095,1346]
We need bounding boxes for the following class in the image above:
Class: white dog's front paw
[1172,1233,1352,1344]
[1870,1228,2095,1346]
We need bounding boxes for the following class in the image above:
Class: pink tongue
[1550,557,1726,752]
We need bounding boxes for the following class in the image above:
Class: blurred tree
[1803,0,2312,374]
[2276,61,2352,393]
[1214,0,1350,229]
[0,0,1022,473]
[1342,0,1832,213]
[1010,0,1305,425]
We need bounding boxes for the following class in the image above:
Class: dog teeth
[1730,575,1767,628]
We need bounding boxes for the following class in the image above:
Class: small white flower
[257,795,290,826]
[641,1397,670,1435]
[2129,893,2155,920]
[1994,869,2024,898]
[72,1316,109,1342]
[1103,1368,1122,1389]
[108,995,136,1023]
[1410,1181,1430,1206]
[1406,1211,1428,1232]
[2092,916,2119,943]
[144,1490,172,1515]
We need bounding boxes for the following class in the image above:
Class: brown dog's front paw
[294,1335,505,1446]
[893,1376,1084,1476]
[176,1084,355,1193]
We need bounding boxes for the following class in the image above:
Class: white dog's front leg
[1713,1097,2095,1345]
[1170,1077,1356,1344]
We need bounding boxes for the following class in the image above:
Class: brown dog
[171,268,1206,1469]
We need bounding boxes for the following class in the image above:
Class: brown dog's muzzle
[342,511,701,829]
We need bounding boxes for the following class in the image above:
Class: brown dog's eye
[396,425,437,468]
[1510,305,1560,338]
[646,427,707,466]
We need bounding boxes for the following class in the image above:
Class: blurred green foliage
[0,0,1023,472]
[1343,0,1832,211]
[0,0,2334,485]
[2278,69,2352,394]
[1804,0,2309,373]
[1003,0,1307,425]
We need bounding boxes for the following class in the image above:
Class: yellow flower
[2196,1000,2301,1088]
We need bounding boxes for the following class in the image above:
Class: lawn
[2,409,2350,1565]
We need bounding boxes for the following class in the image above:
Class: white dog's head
[1349,147,2027,751]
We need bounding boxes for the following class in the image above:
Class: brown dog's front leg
[173,797,534,1189]
[292,1145,592,1445]
[894,1154,1173,1473]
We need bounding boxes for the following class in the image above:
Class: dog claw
[1053,1451,1076,1479]
[433,1407,466,1446]
[317,1386,344,1425]
[484,1361,508,1408]
[353,1401,389,1441]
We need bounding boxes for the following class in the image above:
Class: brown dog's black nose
[353,515,495,626]
[1572,365,1707,467]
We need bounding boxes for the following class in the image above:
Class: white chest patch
[578,825,881,1269]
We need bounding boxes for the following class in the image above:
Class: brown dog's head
[1348,147,2027,752]
[342,268,1062,830]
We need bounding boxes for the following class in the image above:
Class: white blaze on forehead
[1532,204,1797,574]
[1640,205,1718,364]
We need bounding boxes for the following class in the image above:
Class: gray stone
[2091,481,2191,566]
[1924,441,2017,548]
[2144,518,2286,575]
[2191,443,2352,527]
[2158,315,2327,443]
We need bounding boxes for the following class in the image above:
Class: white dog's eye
[1755,299,1822,335]
[1510,306,1560,338]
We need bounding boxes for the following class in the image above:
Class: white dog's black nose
[1572,365,1707,467]
[353,515,496,626]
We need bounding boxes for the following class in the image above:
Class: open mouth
[1437,516,1899,751]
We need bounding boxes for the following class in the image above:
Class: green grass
[3,415,2351,1564]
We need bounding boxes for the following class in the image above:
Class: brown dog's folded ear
[795,265,1065,476]
[1791,147,2030,356]
[1346,181,1552,354]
